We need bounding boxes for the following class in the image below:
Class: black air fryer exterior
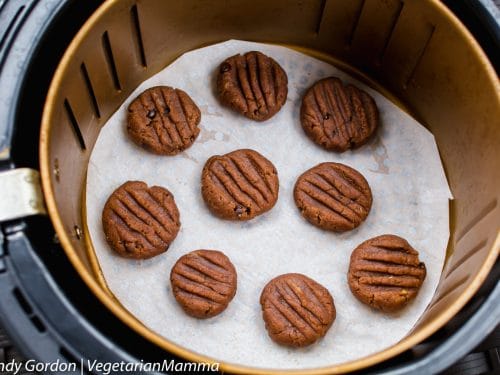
[0,1,498,374]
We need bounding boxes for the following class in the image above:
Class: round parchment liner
[86,40,451,370]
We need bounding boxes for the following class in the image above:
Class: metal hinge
[0,168,46,221]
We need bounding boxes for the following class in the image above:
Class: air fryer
[0,0,498,374]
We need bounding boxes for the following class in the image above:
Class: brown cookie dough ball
[102,181,180,259]
[300,77,379,152]
[260,273,336,347]
[127,86,201,155]
[294,162,372,232]
[201,149,279,220]
[348,235,427,312]
[170,250,237,318]
[217,51,288,121]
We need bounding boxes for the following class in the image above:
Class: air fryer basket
[39,0,500,373]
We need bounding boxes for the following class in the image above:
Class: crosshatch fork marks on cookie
[171,250,237,319]
[127,86,201,155]
[217,51,288,121]
[300,77,379,152]
[102,181,180,259]
[202,149,279,221]
[349,235,426,312]
[294,162,372,231]
[352,248,426,289]
[260,273,336,347]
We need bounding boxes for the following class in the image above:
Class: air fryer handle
[0,169,47,223]
[0,0,59,221]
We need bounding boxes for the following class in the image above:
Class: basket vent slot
[80,62,101,118]
[64,99,86,150]
[101,31,121,91]
[131,4,147,67]
[347,0,366,46]
[315,0,327,35]
[378,0,404,63]
[404,24,435,88]
[456,199,497,244]
[446,240,488,277]
[431,275,469,307]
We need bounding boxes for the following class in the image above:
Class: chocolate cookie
[102,181,180,259]
[170,250,237,318]
[294,162,372,231]
[217,51,288,121]
[201,149,279,220]
[348,235,426,312]
[127,86,201,155]
[260,273,336,347]
[300,77,378,152]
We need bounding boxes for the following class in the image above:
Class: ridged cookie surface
[127,86,201,155]
[348,235,426,312]
[102,181,180,259]
[201,149,279,220]
[170,250,237,318]
[217,51,288,121]
[301,77,378,152]
[260,273,336,347]
[294,162,372,231]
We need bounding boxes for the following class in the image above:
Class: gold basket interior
[40,0,500,373]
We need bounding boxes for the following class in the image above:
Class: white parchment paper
[86,40,452,370]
